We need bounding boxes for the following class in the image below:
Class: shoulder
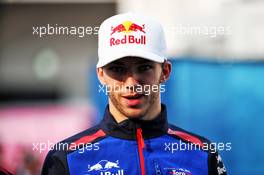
[167,124,228,175]
[167,124,211,149]
[41,125,107,175]
[48,124,106,155]
[61,124,106,146]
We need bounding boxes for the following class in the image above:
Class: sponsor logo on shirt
[164,167,192,175]
[86,160,124,175]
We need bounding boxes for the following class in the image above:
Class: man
[42,13,227,175]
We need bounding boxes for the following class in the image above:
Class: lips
[122,93,144,99]
[122,93,145,106]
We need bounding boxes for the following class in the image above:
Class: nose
[124,74,140,91]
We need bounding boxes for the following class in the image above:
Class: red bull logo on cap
[110,21,146,46]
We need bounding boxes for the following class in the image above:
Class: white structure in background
[117,0,264,60]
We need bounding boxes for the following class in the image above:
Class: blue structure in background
[90,58,264,174]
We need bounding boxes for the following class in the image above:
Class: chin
[124,107,146,119]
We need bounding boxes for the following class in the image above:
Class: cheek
[104,78,123,92]
[108,91,122,106]
[140,76,155,85]
[141,70,162,85]
[107,84,124,101]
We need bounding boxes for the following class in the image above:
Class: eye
[108,66,125,73]
[138,64,153,72]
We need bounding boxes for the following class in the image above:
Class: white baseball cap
[97,12,167,68]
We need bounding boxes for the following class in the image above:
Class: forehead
[107,57,156,66]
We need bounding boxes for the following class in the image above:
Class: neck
[109,98,162,123]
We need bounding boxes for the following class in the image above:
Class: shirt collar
[100,104,168,140]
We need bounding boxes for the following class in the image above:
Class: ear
[97,67,107,85]
[160,60,172,83]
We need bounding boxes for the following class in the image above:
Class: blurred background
[0,0,264,174]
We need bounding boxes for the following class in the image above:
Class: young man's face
[97,57,171,120]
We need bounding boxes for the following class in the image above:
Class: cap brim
[97,48,166,68]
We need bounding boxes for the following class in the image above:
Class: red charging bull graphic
[110,24,126,35]
[110,21,146,46]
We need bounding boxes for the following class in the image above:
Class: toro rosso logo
[165,168,192,175]
[110,21,146,46]
[87,160,124,175]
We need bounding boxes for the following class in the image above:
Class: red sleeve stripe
[168,128,204,147]
[69,129,106,149]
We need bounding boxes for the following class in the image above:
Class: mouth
[122,93,145,106]
[122,93,144,99]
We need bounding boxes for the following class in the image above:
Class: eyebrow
[136,60,153,64]
[111,61,125,65]
[111,59,153,65]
